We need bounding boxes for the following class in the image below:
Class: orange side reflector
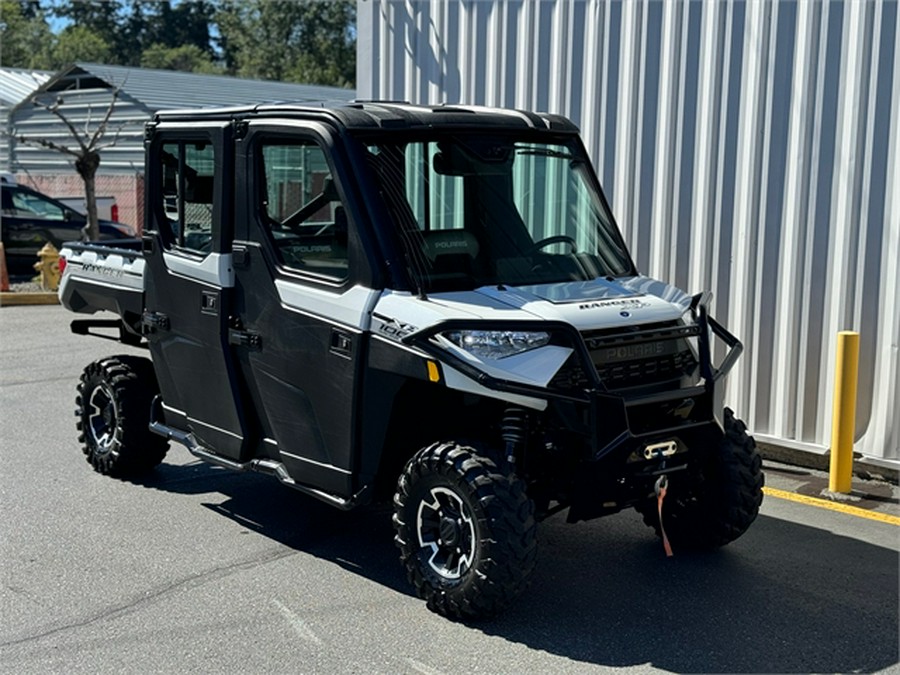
[426,361,440,382]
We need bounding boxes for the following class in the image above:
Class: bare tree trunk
[82,173,99,241]
[76,152,101,241]
[16,89,123,238]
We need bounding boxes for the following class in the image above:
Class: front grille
[548,321,700,393]
[595,347,696,389]
[586,321,699,391]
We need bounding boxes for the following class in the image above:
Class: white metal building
[0,68,51,172]
[357,0,899,467]
[5,63,356,228]
[9,62,357,174]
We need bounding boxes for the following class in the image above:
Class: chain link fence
[13,173,145,234]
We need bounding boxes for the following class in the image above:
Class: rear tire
[393,441,537,620]
[76,355,169,477]
[636,408,763,550]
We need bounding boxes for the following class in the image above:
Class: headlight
[443,330,551,360]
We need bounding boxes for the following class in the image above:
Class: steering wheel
[528,235,577,255]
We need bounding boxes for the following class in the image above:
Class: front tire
[393,442,537,620]
[636,408,764,550]
[76,355,169,477]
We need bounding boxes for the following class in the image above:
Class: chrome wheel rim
[416,486,476,580]
[87,384,118,455]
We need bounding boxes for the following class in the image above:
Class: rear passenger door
[142,123,252,461]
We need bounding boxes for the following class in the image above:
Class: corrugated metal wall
[12,85,149,174]
[0,69,51,172]
[8,64,359,176]
[358,0,899,464]
[1,101,12,173]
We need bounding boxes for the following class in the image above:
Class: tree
[215,0,355,87]
[165,1,216,59]
[47,0,124,60]
[120,0,151,66]
[141,43,221,74]
[0,0,55,69]
[285,1,355,87]
[16,89,124,241]
[5,0,356,85]
[126,0,217,65]
[0,1,115,71]
[50,24,112,68]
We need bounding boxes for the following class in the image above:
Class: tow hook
[643,440,677,461]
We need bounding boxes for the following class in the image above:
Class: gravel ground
[7,280,47,293]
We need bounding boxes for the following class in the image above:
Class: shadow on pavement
[135,460,899,674]
[486,515,899,674]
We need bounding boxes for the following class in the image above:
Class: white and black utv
[59,102,763,620]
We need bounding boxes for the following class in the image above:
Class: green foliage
[213,0,356,87]
[140,44,222,75]
[50,0,121,42]
[50,24,112,68]
[130,1,217,62]
[0,0,54,69]
[1,0,355,87]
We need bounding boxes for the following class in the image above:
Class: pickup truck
[59,102,763,620]
[55,195,119,223]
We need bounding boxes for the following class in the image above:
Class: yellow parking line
[763,487,900,526]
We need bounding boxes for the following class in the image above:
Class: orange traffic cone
[0,243,9,292]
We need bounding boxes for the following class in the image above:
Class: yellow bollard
[32,242,61,291]
[828,331,860,493]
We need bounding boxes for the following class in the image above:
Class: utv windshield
[362,134,634,292]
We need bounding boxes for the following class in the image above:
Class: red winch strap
[655,475,674,558]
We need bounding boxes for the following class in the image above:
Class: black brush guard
[404,297,743,521]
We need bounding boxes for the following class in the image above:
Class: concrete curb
[758,440,899,484]
[0,292,59,306]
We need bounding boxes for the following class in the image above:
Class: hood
[371,276,696,341]
[429,276,692,331]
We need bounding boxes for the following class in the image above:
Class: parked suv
[1,183,134,275]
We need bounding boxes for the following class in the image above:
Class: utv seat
[422,229,486,288]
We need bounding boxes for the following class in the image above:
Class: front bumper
[404,297,741,408]
[404,297,742,520]
[561,387,726,521]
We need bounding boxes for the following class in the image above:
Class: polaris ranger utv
[59,102,763,620]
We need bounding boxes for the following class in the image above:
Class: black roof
[153,102,580,133]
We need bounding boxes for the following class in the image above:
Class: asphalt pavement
[1,304,898,674]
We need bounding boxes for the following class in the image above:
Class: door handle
[201,290,218,315]
[232,245,250,268]
[330,328,353,358]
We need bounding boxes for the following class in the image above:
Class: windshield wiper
[515,148,578,161]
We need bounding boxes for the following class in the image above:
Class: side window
[156,140,215,253]
[9,189,65,220]
[259,140,348,280]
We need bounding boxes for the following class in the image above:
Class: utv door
[142,123,252,461]
[229,122,379,499]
